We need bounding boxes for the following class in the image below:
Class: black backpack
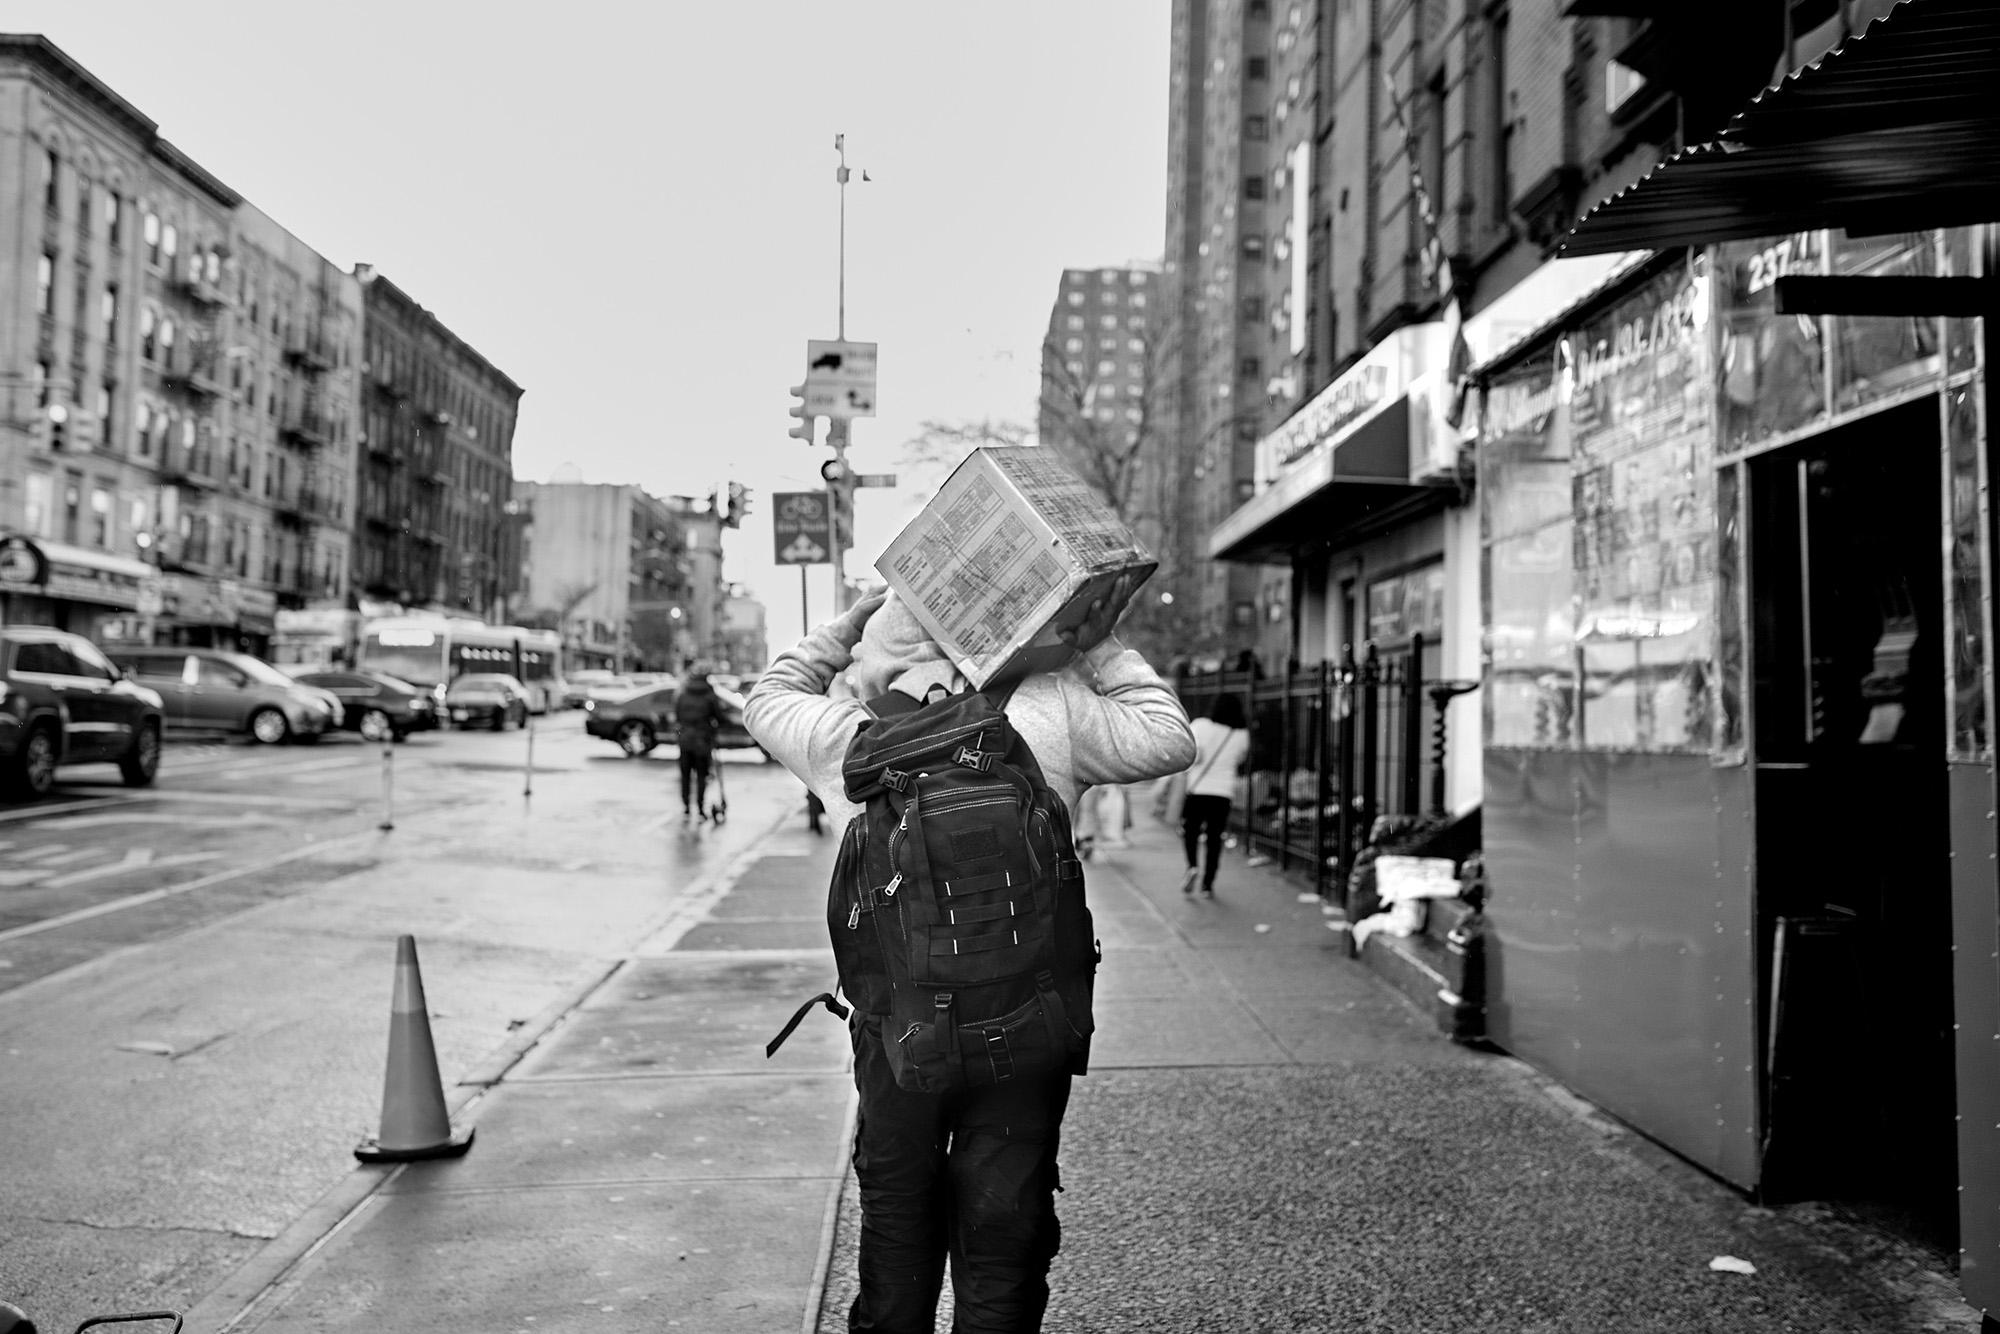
[767,684,1099,1093]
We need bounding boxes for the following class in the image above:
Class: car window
[196,657,250,688]
[69,639,123,682]
[13,641,78,676]
[122,653,185,680]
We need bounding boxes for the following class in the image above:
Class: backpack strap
[765,991,851,1059]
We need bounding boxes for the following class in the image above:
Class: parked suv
[109,646,335,745]
[0,626,164,798]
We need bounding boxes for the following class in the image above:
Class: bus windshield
[361,635,449,688]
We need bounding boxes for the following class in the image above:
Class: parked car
[445,674,532,730]
[292,669,439,742]
[562,670,620,709]
[583,680,760,757]
[584,684,677,756]
[1,626,165,798]
[109,646,335,744]
[582,675,641,706]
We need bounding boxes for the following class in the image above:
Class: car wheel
[358,709,393,743]
[249,707,290,745]
[618,720,656,757]
[119,721,162,788]
[7,725,59,800]
[490,711,506,732]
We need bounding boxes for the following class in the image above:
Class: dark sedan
[584,682,760,758]
[584,684,677,756]
[445,674,532,730]
[293,669,439,742]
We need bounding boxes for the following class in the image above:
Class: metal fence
[1175,634,1479,904]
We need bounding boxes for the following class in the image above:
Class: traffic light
[44,403,69,452]
[819,458,846,484]
[724,480,750,528]
[787,384,818,444]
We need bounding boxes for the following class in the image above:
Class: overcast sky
[14,2,1170,645]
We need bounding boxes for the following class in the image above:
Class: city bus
[356,616,564,714]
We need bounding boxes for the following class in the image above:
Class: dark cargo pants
[848,1016,1072,1334]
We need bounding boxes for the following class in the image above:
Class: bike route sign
[772,490,832,566]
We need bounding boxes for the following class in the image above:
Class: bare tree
[514,580,599,634]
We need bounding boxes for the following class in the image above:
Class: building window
[24,474,51,538]
[1245,174,1266,200]
[1245,115,1268,140]
[1242,295,1264,321]
[90,487,111,547]
[144,212,161,266]
[62,479,81,543]
[161,223,178,263]
[1131,292,1147,308]
[1128,337,1146,352]
[42,148,58,209]
[1097,359,1118,376]
[1239,356,1261,378]
[1242,234,1265,259]
[37,252,55,314]
[1100,314,1118,329]
[105,192,120,248]
[102,285,118,345]
[1067,291,1085,306]
[1247,57,1269,80]
[97,381,113,439]
[135,401,152,456]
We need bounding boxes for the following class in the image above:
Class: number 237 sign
[772,491,832,566]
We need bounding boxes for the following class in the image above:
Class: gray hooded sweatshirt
[745,595,1195,833]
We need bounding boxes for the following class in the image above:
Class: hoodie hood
[847,593,951,700]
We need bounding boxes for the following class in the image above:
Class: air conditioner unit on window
[1605,59,1646,115]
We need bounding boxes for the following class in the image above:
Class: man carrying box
[747,454,1192,1330]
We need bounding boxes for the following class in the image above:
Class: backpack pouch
[888,983,1087,1092]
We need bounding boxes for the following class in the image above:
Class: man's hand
[1059,572,1138,657]
[836,590,889,643]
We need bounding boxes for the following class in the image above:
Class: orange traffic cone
[354,934,475,1163]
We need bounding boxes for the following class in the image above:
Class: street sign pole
[800,565,809,637]
[827,418,852,612]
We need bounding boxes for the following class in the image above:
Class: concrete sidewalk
[198,810,1979,1334]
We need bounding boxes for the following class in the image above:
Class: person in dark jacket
[674,671,728,820]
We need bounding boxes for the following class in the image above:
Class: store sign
[45,557,145,610]
[1255,323,1449,488]
[1367,563,1446,644]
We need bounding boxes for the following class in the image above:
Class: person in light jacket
[745,581,1193,1334]
[1180,692,1250,898]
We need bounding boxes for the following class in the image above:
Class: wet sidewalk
[195,810,1980,1334]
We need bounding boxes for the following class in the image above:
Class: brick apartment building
[354,265,522,619]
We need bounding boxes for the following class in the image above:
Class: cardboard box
[877,447,1157,687]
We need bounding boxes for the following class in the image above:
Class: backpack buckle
[881,768,911,791]
[954,745,992,772]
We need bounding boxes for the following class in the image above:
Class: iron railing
[1175,633,1478,904]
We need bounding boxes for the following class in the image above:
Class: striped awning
[1562,0,2000,255]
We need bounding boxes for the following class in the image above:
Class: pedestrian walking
[746,582,1192,1334]
[1179,693,1249,898]
[674,667,727,821]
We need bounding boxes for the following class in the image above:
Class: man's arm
[744,594,885,793]
[1062,634,1196,787]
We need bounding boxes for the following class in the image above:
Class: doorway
[1746,397,1958,1245]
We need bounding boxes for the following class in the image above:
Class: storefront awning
[1562,0,2000,255]
[1213,322,1465,565]
[1209,397,1454,564]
